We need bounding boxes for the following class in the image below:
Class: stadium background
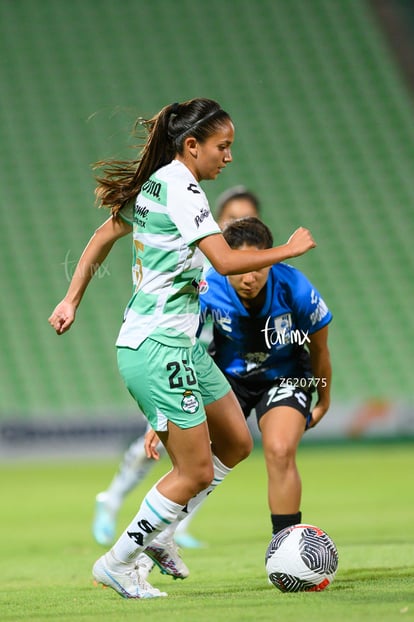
[0,0,413,456]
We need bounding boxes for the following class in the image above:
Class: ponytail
[94,98,231,217]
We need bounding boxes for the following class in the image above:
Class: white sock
[156,454,232,544]
[111,484,182,563]
[175,504,202,536]
[179,453,232,517]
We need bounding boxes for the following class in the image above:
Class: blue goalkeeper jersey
[199,263,332,385]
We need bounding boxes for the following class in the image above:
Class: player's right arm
[198,227,315,275]
[48,216,132,335]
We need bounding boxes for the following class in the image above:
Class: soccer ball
[265,524,338,592]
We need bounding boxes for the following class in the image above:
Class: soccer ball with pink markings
[265,524,338,592]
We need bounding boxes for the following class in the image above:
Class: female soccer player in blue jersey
[199,216,332,536]
[48,98,315,599]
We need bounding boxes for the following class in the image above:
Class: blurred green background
[0,0,413,441]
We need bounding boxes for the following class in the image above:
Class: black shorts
[226,375,313,426]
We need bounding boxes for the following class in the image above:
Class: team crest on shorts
[181,390,200,414]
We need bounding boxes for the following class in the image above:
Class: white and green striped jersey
[116,159,221,348]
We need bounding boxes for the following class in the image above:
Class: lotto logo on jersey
[142,179,162,199]
[181,390,200,414]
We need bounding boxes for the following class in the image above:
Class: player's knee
[238,432,254,461]
[265,440,296,469]
[192,464,215,493]
[225,430,253,466]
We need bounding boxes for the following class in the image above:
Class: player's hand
[144,428,161,460]
[285,227,316,257]
[307,401,329,429]
[48,300,77,334]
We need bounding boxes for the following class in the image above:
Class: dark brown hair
[222,217,273,249]
[94,98,231,216]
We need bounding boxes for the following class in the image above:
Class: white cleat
[92,553,167,599]
[144,538,189,580]
[136,552,155,581]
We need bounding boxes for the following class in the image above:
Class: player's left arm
[307,325,332,428]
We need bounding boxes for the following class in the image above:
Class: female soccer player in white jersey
[91,186,261,552]
[48,98,315,600]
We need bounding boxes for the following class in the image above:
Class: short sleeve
[167,180,221,245]
[118,201,134,225]
[288,269,332,334]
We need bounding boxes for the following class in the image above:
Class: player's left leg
[138,389,251,576]
[158,343,252,539]
[170,345,252,520]
[206,389,253,467]
[137,341,253,577]
[194,340,252,468]
[257,391,311,535]
[174,505,205,548]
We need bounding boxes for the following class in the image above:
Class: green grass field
[1,442,413,622]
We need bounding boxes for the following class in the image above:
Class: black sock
[271,511,302,535]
